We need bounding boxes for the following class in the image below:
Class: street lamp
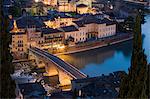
[35,0,39,2]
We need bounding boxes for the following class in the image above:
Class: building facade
[10,15,116,57]
[10,20,28,58]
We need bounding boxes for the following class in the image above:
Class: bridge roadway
[29,47,87,79]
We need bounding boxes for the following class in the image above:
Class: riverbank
[54,33,133,56]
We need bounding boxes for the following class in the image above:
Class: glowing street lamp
[35,0,39,2]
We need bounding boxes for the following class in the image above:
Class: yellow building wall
[43,0,57,6]
[11,33,28,53]
[59,3,76,12]
[77,7,88,14]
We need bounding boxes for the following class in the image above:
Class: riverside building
[9,15,116,57]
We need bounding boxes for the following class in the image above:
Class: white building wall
[98,24,116,38]
[106,24,116,36]
[65,31,76,40]
[64,23,116,43]
[64,27,87,43]
[98,24,106,38]
[76,27,86,42]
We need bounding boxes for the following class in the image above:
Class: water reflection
[59,46,115,69]
[114,41,133,57]
[58,15,150,77]
[58,41,133,77]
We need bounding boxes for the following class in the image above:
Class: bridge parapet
[29,47,87,79]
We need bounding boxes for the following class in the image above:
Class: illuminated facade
[10,20,28,57]
[77,0,92,8]
[9,16,45,58]
[42,28,64,49]
[76,4,89,14]
[44,16,75,28]
[58,2,76,12]
[10,15,116,56]
[43,0,57,6]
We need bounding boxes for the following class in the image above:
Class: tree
[0,2,16,98]
[9,1,21,17]
[119,12,149,98]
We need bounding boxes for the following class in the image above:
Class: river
[58,15,150,77]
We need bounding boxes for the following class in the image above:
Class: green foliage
[119,13,149,98]
[117,16,134,33]
[125,16,134,30]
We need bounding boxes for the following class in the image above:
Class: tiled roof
[58,13,72,18]
[73,21,85,27]
[102,18,116,25]
[78,15,100,24]
[18,83,46,97]
[72,71,125,83]
[61,25,79,32]
[11,32,26,35]
[42,28,62,34]
[58,12,83,19]
[36,16,55,21]
[73,15,116,26]
[77,4,88,8]
[81,83,118,98]
[16,16,45,28]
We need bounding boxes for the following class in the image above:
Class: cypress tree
[0,1,16,98]
[119,12,149,98]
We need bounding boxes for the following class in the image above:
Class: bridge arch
[28,47,87,86]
